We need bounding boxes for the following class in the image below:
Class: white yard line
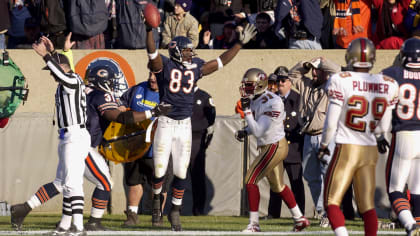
[0,231,407,235]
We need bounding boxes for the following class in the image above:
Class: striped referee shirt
[43,54,87,129]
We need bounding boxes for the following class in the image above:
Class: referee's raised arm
[33,37,80,88]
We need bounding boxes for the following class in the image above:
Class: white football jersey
[327,71,399,146]
[246,91,286,146]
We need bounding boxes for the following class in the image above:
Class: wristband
[148,51,158,60]
[145,110,152,119]
[216,57,223,70]
[244,109,252,116]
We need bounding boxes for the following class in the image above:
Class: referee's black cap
[43,53,70,70]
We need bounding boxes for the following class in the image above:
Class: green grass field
[0,213,407,235]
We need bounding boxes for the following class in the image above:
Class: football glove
[376,135,390,154]
[316,146,330,165]
[235,129,248,142]
[239,24,257,45]
[241,97,251,111]
[151,103,172,117]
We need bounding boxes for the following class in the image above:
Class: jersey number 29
[345,95,387,132]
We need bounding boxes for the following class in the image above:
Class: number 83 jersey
[327,71,399,146]
[382,66,420,132]
[155,55,205,120]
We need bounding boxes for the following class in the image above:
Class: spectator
[267,66,305,218]
[15,17,40,49]
[243,12,286,49]
[119,72,173,227]
[333,0,371,48]
[289,57,340,224]
[209,0,236,38]
[0,0,10,49]
[274,0,323,49]
[198,11,212,49]
[190,85,216,216]
[319,0,336,49]
[7,0,32,49]
[212,21,239,49]
[66,0,108,49]
[404,0,420,35]
[161,0,199,48]
[372,0,410,49]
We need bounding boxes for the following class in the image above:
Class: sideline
[0,230,406,235]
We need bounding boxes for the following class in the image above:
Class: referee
[32,37,90,235]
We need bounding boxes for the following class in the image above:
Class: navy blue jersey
[86,87,119,147]
[382,66,420,132]
[155,55,205,120]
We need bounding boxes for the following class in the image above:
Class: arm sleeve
[320,102,342,147]
[205,96,216,126]
[43,54,80,88]
[374,105,393,134]
[245,113,272,138]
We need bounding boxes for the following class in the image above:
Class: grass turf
[0,213,406,235]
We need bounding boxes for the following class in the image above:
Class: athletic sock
[58,197,72,230]
[128,206,138,213]
[172,177,186,206]
[362,209,377,236]
[71,196,84,230]
[27,183,60,209]
[246,184,260,212]
[91,188,109,218]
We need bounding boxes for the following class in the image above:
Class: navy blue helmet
[87,65,116,93]
[400,38,420,69]
[168,36,195,63]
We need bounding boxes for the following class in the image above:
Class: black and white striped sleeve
[43,54,80,89]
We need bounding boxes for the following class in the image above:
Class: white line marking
[0,231,407,235]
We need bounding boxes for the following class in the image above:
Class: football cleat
[10,203,31,230]
[319,215,330,228]
[293,216,310,232]
[123,210,139,226]
[152,197,163,227]
[168,209,182,231]
[407,224,420,236]
[242,222,261,232]
[50,226,68,236]
[67,227,87,236]
[84,219,109,231]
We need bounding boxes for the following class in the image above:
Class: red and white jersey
[245,91,286,146]
[327,71,399,145]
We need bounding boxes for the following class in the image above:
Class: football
[144,3,160,28]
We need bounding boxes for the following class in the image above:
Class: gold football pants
[245,138,288,193]
[324,144,378,214]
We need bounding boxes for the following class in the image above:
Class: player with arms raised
[382,38,420,236]
[144,5,257,231]
[318,38,399,236]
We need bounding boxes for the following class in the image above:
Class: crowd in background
[1,0,420,50]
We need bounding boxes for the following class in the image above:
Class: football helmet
[345,37,376,70]
[399,38,420,69]
[168,36,195,64]
[239,68,268,99]
[87,65,116,93]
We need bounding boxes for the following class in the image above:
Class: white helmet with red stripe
[345,37,376,70]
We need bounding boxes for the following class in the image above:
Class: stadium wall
[1,50,398,218]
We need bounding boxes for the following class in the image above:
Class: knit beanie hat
[175,0,192,12]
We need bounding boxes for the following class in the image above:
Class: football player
[382,37,420,235]
[235,68,310,232]
[318,38,399,236]
[145,21,257,230]
[11,39,171,233]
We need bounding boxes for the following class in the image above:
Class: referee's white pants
[55,125,91,198]
[153,116,191,179]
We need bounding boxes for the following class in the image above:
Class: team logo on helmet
[96,68,110,78]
